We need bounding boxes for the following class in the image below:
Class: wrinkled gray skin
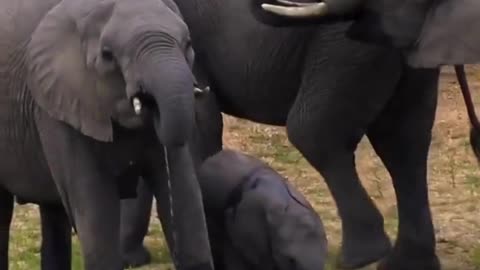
[121,0,447,270]
[0,0,214,269]
[253,0,480,67]
[122,148,328,270]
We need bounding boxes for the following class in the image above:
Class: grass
[8,66,480,269]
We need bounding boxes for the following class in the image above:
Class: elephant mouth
[130,92,156,116]
[128,83,156,116]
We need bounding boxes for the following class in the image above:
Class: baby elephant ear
[407,0,480,67]
[27,2,124,142]
[284,182,313,210]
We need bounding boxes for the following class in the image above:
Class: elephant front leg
[35,113,123,270]
[286,41,404,268]
[70,178,122,270]
[368,67,440,270]
[0,188,13,270]
[39,204,71,270]
[120,178,153,268]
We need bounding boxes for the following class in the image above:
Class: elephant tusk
[276,0,316,6]
[132,97,142,115]
[194,86,211,96]
[194,87,203,94]
[261,2,328,17]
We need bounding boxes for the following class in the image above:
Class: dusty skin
[8,65,480,269]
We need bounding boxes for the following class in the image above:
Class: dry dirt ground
[8,65,480,269]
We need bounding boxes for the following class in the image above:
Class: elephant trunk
[138,50,195,147]
[137,53,214,270]
[162,145,213,270]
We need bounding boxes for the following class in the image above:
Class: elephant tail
[455,65,480,162]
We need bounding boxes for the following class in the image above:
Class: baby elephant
[122,148,328,270]
[199,149,328,270]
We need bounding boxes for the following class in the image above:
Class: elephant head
[254,0,480,68]
[27,0,213,268]
[27,0,196,143]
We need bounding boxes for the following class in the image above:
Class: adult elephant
[255,0,480,68]
[0,0,214,269]
[120,0,480,270]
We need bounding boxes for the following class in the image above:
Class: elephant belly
[0,96,60,204]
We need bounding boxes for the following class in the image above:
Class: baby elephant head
[27,0,196,146]
[265,181,328,270]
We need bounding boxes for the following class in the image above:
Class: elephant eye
[101,46,114,62]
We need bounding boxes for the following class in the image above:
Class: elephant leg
[286,34,404,269]
[39,204,71,270]
[120,177,153,268]
[0,188,13,270]
[367,67,440,270]
[35,113,123,270]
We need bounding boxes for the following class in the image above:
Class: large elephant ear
[407,0,480,67]
[27,1,125,142]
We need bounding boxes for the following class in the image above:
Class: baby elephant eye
[101,46,114,62]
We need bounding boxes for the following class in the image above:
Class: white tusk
[132,97,142,115]
[261,2,328,17]
[277,0,316,6]
[194,86,211,96]
[194,87,204,94]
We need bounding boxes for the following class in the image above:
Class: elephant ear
[284,181,313,210]
[407,0,480,67]
[27,1,125,142]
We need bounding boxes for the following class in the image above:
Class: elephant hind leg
[39,204,72,270]
[367,67,441,270]
[0,188,13,270]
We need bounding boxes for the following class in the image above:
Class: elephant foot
[122,245,151,268]
[377,250,440,270]
[337,230,392,269]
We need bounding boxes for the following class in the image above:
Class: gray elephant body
[0,0,214,269]
[0,0,60,204]
[167,1,443,270]
[169,1,440,270]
